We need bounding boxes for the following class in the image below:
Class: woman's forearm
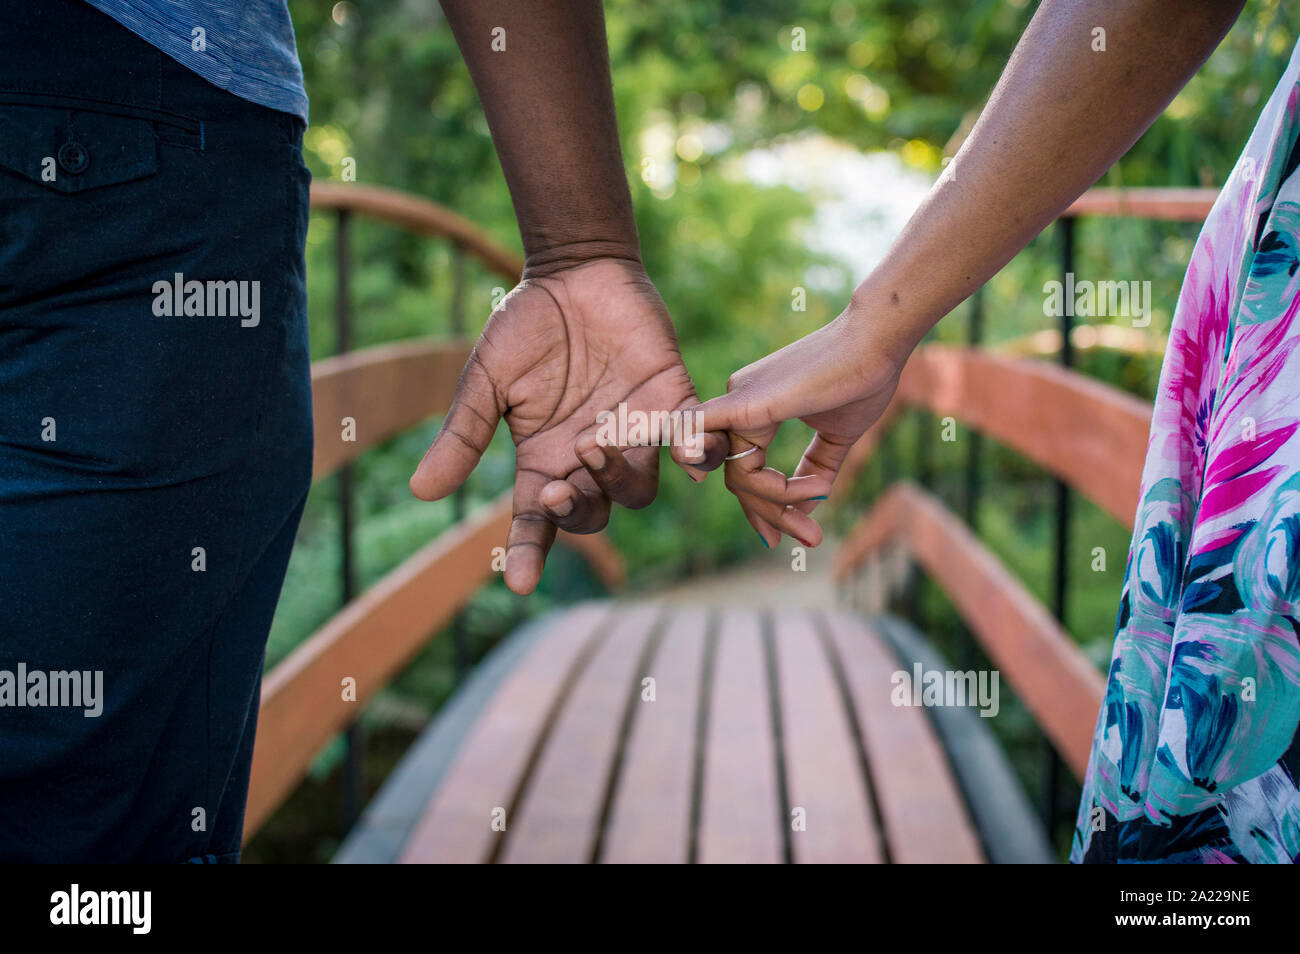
[848,0,1244,369]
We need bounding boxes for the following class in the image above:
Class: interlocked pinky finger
[724,466,832,508]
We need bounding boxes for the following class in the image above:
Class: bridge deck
[354,600,992,864]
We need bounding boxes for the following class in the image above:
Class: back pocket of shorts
[0,104,156,194]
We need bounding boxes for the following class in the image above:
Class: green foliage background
[248,0,1300,861]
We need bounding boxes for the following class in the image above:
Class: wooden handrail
[311,181,523,281]
[838,345,1152,529]
[834,482,1105,779]
[897,346,1152,526]
[1063,186,1218,222]
[311,339,471,481]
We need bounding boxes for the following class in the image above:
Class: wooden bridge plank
[824,610,984,863]
[398,602,608,863]
[697,610,783,864]
[600,606,708,864]
[771,611,883,863]
[500,604,661,863]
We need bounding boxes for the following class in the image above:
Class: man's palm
[411,259,716,594]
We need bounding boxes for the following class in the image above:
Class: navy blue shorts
[0,1,313,862]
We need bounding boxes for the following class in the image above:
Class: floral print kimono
[1073,41,1300,864]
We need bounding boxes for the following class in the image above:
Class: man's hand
[423,1,729,592]
[411,258,725,594]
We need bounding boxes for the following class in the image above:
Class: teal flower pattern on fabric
[1073,45,1300,863]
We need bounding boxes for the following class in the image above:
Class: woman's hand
[690,0,1247,551]
[692,310,905,547]
[691,0,1244,549]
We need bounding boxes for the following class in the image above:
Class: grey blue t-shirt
[86,1,308,122]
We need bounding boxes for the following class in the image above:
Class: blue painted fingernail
[757,532,769,549]
[806,495,829,501]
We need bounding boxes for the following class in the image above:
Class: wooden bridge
[240,181,1217,863]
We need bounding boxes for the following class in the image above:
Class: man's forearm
[439,0,640,276]
[848,0,1244,369]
